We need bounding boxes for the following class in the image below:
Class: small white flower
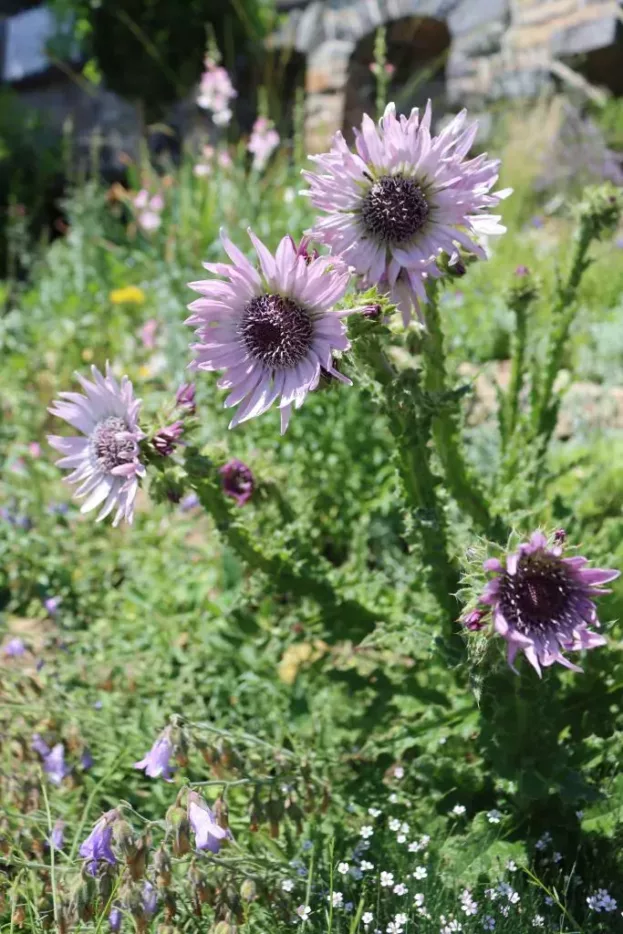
[451,804,466,817]
[386,924,402,934]
[575,810,584,820]
[389,818,401,832]
[393,766,405,779]
[295,905,311,921]
[393,883,408,896]
[380,871,395,888]
[329,891,343,908]
[531,916,545,928]
[368,807,382,818]
[487,809,502,824]
[360,860,374,872]
[400,822,410,833]
[500,905,510,917]
[282,879,295,893]
[544,896,553,906]
[439,736,447,745]
[460,889,478,916]
[587,889,617,912]
[360,825,374,839]
[408,841,420,853]
[535,831,552,851]
[363,912,374,927]
[397,834,407,844]
[506,860,517,872]
[414,894,425,907]
[389,793,399,804]
[395,914,408,926]
[552,851,562,863]
[482,916,496,931]
[508,891,520,905]
[420,834,430,848]
[413,866,428,880]
[337,862,349,876]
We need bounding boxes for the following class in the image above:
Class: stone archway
[342,16,451,139]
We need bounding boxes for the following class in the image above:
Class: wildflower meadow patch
[2,64,623,934]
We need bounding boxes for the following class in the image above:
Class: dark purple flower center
[239,293,313,369]
[361,174,430,246]
[91,416,136,473]
[498,550,583,637]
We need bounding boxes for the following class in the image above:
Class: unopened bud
[152,422,184,457]
[176,383,196,415]
[362,304,382,320]
[113,819,137,859]
[127,836,148,881]
[154,845,172,887]
[213,796,229,830]
[265,798,284,839]
[286,798,304,834]
[553,528,566,546]
[240,880,257,903]
[461,608,487,632]
[12,906,26,927]
[166,806,191,857]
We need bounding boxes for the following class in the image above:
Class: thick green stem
[533,221,592,439]
[422,297,505,542]
[184,450,382,640]
[505,304,528,443]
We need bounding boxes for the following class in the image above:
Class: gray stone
[550,16,618,58]
[447,0,510,36]
[296,1,326,51]
[454,22,506,57]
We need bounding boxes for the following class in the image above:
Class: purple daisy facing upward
[186,229,366,434]
[479,531,619,676]
[303,102,510,325]
[48,364,145,526]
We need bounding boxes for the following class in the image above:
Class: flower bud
[265,798,284,839]
[461,608,487,632]
[176,383,196,415]
[166,806,191,857]
[152,422,185,457]
[240,880,257,903]
[154,845,172,887]
[127,836,148,881]
[213,796,229,830]
[285,798,304,834]
[12,906,26,927]
[113,820,137,859]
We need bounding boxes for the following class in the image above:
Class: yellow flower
[82,348,94,362]
[109,286,146,305]
[278,640,328,685]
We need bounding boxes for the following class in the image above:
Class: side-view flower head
[303,101,511,325]
[48,364,145,526]
[187,791,229,853]
[186,229,368,433]
[478,531,619,676]
[134,728,175,781]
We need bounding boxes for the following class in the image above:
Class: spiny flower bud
[166,806,191,857]
[240,880,257,903]
[113,819,137,859]
[162,891,177,921]
[577,184,622,240]
[176,382,196,415]
[213,796,229,830]
[127,836,148,881]
[461,608,487,632]
[154,845,172,888]
[152,422,185,457]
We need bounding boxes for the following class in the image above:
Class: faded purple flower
[188,791,228,853]
[176,382,196,414]
[50,820,65,851]
[197,57,237,125]
[187,229,367,433]
[140,319,158,349]
[44,596,62,616]
[3,637,26,657]
[220,459,254,506]
[109,906,122,932]
[134,729,175,781]
[79,809,119,869]
[180,492,200,512]
[81,748,94,770]
[248,116,280,172]
[43,744,71,786]
[48,364,145,526]
[304,101,510,325]
[152,421,184,457]
[32,733,51,757]
[142,881,157,918]
[480,531,619,676]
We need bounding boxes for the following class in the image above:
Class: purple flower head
[462,608,487,632]
[187,229,368,433]
[108,906,122,933]
[248,116,280,172]
[43,743,71,785]
[220,459,254,506]
[616,236,623,249]
[287,236,319,265]
[79,809,119,869]
[515,265,530,277]
[152,421,184,457]
[176,382,196,414]
[303,101,511,325]
[47,364,145,526]
[81,748,95,770]
[187,791,229,853]
[3,637,26,657]
[134,728,175,781]
[140,318,158,349]
[44,596,62,616]
[180,492,200,512]
[480,531,619,676]
[50,820,65,851]
[142,881,157,918]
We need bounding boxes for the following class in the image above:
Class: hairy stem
[505,303,528,443]
[422,296,505,542]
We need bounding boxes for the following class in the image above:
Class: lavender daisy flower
[79,809,119,869]
[186,229,367,434]
[43,743,71,785]
[134,729,175,781]
[187,791,229,853]
[220,459,254,505]
[303,101,510,325]
[479,531,619,676]
[3,637,26,657]
[47,364,145,526]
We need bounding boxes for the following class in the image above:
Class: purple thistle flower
[50,820,65,851]
[220,459,254,505]
[303,101,510,326]
[47,363,145,526]
[44,596,62,616]
[3,637,26,657]
[134,729,175,781]
[142,881,157,918]
[79,809,119,869]
[479,531,619,676]
[43,744,71,786]
[108,906,122,932]
[186,229,368,434]
[179,492,200,512]
[152,421,184,457]
[32,733,51,757]
[187,791,229,853]
[462,608,486,632]
[176,382,196,414]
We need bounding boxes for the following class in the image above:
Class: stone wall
[273,0,622,152]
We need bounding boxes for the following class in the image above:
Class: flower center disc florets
[361,174,430,245]
[91,416,136,473]
[500,550,575,635]
[239,293,313,369]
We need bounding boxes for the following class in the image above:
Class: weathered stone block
[550,14,618,56]
[448,0,510,36]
